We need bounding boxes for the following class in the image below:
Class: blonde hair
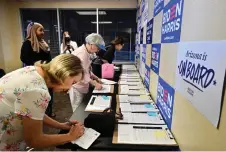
[35,54,83,85]
[26,22,49,53]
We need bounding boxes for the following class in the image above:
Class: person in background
[20,22,55,118]
[69,33,105,111]
[0,54,85,151]
[60,31,78,54]
[102,37,124,64]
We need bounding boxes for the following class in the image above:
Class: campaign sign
[154,0,164,17]
[156,77,175,129]
[140,27,144,44]
[161,0,184,43]
[175,40,226,127]
[151,44,161,74]
[142,44,146,63]
[146,19,153,44]
[144,64,150,90]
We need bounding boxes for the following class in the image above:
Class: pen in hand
[65,118,73,126]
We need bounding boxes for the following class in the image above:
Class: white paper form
[85,95,111,111]
[119,95,153,103]
[118,112,165,125]
[119,85,149,95]
[120,102,159,112]
[93,85,111,93]
[117,124,176,145]
[122,65,136,69]
[119,81,142,85]
[72,128,100,149]
[101,79,116,85]
[120,75,140,79]
[120,78,141,82]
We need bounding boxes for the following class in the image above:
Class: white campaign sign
[175,40,226,127]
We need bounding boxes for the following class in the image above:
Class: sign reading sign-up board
[175,40,226,128]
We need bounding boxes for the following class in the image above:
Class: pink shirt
[72,45,92,93]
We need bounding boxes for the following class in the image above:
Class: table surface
[57,64,179,151]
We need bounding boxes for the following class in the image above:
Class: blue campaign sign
[161,0,184,43]
[142,44,146,63]
[137,16,141,32]
[151,44,161,74]
[156,77,175,129]
[154,0,164,17]
[140,27,143,44]
[144,64,150,90]
[146,19,153,44]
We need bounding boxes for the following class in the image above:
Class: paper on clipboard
[85,95,111,111]
[93,85,111,93]
[117,124,176,145]
[120,102,159,112]
[72,128,100,149]
[101,79,116,85]
[118,112,165,124]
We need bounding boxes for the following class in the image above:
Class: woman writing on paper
[0,54,85,150]
[70,33,105,111]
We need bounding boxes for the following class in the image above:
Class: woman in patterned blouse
[0,54,85,151]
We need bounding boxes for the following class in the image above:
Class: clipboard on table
[112,124,178,146]
[85,95,112,112]
[93,85,114,94]
[118,85,149,95]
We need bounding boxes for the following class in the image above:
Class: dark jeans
[46,88,54,116]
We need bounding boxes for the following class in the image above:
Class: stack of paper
[85,95,111,111]
[120,75,140,79]
[119,80,142,85]
[117,124,176,145]
[101,79,116,85]
[120,78,141,82]
[119,85,149,95]
[120,102,159,112]
[72,128,100,149]
[93,85,111,93]
[118,112,165,124]
[118,95,153,103]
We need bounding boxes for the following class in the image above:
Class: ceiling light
[91,21,112,24]
[76,11,106,15]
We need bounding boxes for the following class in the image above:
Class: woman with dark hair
[60,31,78,54]
[102,37,124,63]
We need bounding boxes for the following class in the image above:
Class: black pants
[46,88,54,116]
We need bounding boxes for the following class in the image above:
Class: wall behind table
[0,0,137,73]
[138,0,226,150]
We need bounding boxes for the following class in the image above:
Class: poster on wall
[144,64,150,90]
[151,44,161,75]
[175,40,226,127]
[154,0,164,17]
[142,44,146,63]
[157,77,175,129]
[146,19,153,44]
[140,27,144,44]
[141,0,149,26]
[136,33,139,45]
[137,16,142,32]
[161,0,184,43]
